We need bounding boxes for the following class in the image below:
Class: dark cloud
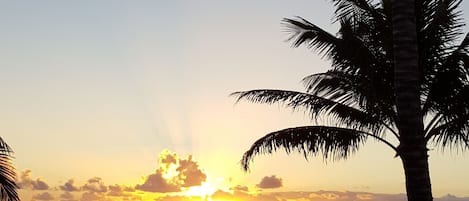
[60,179,80,192]
[135,150,207,193]
[17,169,50,190]
[135,170,179,193]
[160,151,178,166]
[82,177,108,193]
[256,175,283,189]
[176,155,206,187]
[32,192,54,201]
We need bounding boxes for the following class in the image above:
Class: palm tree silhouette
[0,138,18,201]
[392,0,432,201]
[233,1,468,201]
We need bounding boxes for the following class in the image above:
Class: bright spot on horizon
[183,180,218,198]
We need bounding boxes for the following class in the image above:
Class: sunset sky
[1,1,469,201]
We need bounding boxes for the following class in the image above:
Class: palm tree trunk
[391,1,433,201]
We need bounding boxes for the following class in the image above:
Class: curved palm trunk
[391,1,433,201]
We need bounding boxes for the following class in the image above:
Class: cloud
[121,195,142,201]
[135,150,207,193]
[135,170,179,193]
[82,177,108,193]
[149,190,469,201]
[256,175,283,189]
[212,191,380,201]
[155,195,202,201]
[78,179,139,201]
[107,184,135,197]
[60,192,77,201]
[160,151,178,165]
[32,192,54,201]
[211,190,232,199]
[211,189,281,201]
[231,185,249,192]
[14,162,469,201]
[271,191,407,201]
[176,155,206,187]
[435,194,469,201]
[80,192,108,201]
[18,169,50,190]
[60,179,80,192]
[33,180,49,190]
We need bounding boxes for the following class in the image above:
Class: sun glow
[184,181,217,198]
[161,163,179,180]
[211,200,237,201]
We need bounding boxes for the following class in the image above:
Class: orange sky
[16,150,469,201]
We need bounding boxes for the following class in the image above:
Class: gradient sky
[1,1,469,200]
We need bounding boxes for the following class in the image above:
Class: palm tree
[232,0,468,201]
[391,0,432,201]
[0,138,19,201]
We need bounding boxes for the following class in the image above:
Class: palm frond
[231,89,387,134]
[282,17,339,56]
[457,33,469,73]
[421,0,463,47]
[302,71,357,108]
[331,0,384,24]
[422,35,469,115]
[0,139,12,156]
[302,70,397,128]
[241,126,369,171]
[0,138,18,201]
[420,0,464,85]
[425,85,469,152]
[426,116,469,152]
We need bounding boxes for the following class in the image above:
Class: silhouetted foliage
[0,138,18,201]
[232,1,469,198]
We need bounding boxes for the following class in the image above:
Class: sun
[184,181,217,198]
